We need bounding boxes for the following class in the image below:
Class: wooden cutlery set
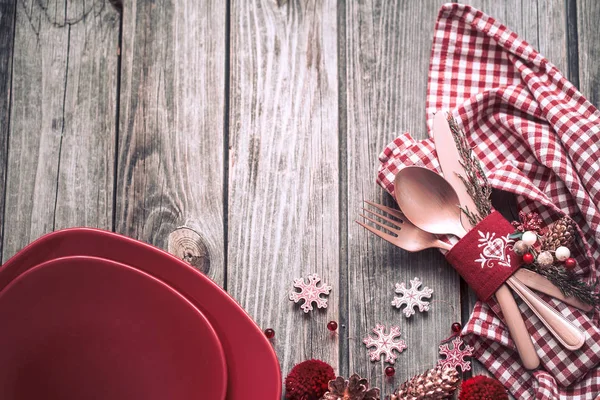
[358,113,590,370]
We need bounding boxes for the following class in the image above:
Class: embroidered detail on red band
[446,211,521,301]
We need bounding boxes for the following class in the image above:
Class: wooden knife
[432,112,479,230]
[432,112,541,369]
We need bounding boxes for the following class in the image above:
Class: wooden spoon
[393,166,467,238]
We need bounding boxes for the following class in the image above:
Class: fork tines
[356,200,404,245]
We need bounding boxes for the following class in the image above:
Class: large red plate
[0,256,227,400]
[0,228,282,399]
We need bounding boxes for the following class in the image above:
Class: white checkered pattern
[377,4,600,399]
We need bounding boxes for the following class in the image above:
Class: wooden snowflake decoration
[438,336,474,372]
[363,324,407,364]
[289,273,332,313]
[391,277,433,317]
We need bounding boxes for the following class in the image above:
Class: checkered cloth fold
[377,4,600,399]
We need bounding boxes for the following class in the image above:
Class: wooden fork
[356,200,452,252]
[357,200,592,311]
[357,200,540,369]
[358,200,588,362]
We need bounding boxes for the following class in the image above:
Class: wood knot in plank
[167,227,210,274]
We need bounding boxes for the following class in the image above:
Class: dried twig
[446,115,492,225]
[525,264,600,307]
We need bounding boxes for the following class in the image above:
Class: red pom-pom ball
[459,375,508,400]
[285,359,335,400]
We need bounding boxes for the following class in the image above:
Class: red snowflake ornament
[512,211,545,234]
[289,274,332,313]
[363,324,407,364]
[438,336,474,372]
[391,277,433,317]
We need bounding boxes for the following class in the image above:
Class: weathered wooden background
[0,0,597,397]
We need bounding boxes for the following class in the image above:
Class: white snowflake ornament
[438,336,474,372]
[363,324,407,364]
[289,273,332,313]
[391,277,433,317]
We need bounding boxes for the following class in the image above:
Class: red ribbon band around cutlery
[446,211,521,301]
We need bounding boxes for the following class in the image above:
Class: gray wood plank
[344,1,461,394]
[116,0,226,285]
[0,0,16,264]
[465,0,568,72]
[345,0,570,393]
[566,0,579,88]
[3,0,119,261]
[577,0,600,107]
[227,0,340,388]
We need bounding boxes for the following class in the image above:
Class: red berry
[327,321,338,331]
[565,258,577,270]
[522,253,534,264]
[385,366,395,377]
[264,328,275,339]
[451,322,462,333]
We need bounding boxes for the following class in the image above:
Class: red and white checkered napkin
[377,3,600,399]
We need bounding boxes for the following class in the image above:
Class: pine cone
[541,216,577,251]
[391,366,460,400]
[321,374,379,400]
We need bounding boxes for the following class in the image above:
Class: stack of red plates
[0,228,281,399]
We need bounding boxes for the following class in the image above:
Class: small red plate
[0,256,227,400]
[0,229,282,399]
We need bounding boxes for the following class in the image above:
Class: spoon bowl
[394,166,467,238]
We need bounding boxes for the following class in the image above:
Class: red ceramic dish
[0,256,227,400]
[0,228,281,400]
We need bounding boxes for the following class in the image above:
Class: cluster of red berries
[517,230,577,270]
[521,250,576,269]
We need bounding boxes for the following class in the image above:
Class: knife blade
[432,112,479,230]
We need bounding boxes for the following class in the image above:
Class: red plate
[0,256,227,400]
[0,229,282,399]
